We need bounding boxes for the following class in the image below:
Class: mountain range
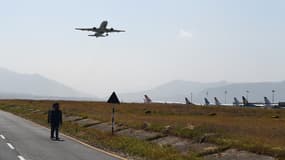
[1,67,285,104]
[120,80,285,104]
[0,68,92,100]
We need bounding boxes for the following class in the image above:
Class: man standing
[48,103,62,140]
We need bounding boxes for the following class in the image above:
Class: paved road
[0,110,122,160]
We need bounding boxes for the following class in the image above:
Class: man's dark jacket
[48,109,62,127]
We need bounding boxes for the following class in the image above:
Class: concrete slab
[63,116,83,122]
[188,143,219,154]
[152,136,192,153]
[74,119,101,127]
[117,129,162,140]
[88,122,127,132]
[152,136,185,145]
[204,149,275,160]
[32,109,41,113]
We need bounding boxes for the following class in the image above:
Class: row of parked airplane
[203,96,278,107]
[143,95,282,108]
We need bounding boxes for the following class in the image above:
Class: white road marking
[0,134,5,139]
[7,143,15,150]
[17,155,26,160]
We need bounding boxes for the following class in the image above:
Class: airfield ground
[0,100,284,160]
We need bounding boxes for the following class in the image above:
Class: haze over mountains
[1,68,285,103]
[120,80,285,104]
[0,68,90,99]
[120,80,227,103]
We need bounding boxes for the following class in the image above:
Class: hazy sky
[1,0,285,97]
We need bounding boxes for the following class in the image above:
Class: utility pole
[272,90,276,103]
[246,90,249,100]
[224,90,228,104]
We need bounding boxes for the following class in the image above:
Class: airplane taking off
[75,21,125,38]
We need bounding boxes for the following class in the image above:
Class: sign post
[107,91,120,135]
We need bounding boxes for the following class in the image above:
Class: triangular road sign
[107,92,120,104]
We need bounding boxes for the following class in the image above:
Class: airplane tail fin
[214,97,221,106]
[144,95,152,103]
[242,96,249,105]
[204,98,210,106]
[233,97,240,106]
[264,97,272,107]
[185,97,192,105]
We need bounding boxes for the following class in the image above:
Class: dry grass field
[0,100,284,159]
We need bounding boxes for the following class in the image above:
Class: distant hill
[120,80,285,104]
[119,80,227,103]
[199,82,285,104]
[0,68,93,100]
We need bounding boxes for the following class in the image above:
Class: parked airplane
[233,97,242,106]
[204,98,211,106]
[143,95,185,104]
[212,97,233,106]
[263,97,280,108]
[242,96,257,107]
[144,95,152,104]
[75,21,125,37]
[204,97,223,106]
[214,97,222,106]
[206,96,273,107]
[241,96,279,107]
[264,97,272,107]
[242,96,270,107]
[185,97,194,105]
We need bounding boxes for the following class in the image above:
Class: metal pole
[246,90,249,100]
[112,106,115,135]
[190,92,193,103]
[272,90,275,103]
[224,90,227,104]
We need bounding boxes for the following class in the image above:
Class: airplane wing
[106,28,125,33]
[75,28,95,31]
[111,29,125,32]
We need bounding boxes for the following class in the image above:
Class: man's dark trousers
[51,124,59,139]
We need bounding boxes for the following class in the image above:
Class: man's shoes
[55,137,60,141]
